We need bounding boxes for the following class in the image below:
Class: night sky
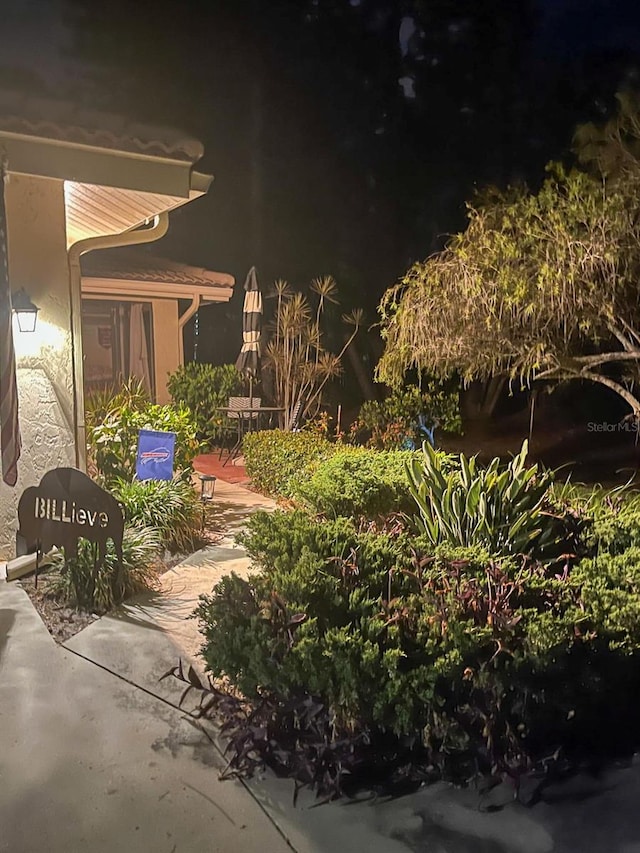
[3,0,640,372]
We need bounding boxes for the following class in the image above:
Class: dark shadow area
[441,382,640,486]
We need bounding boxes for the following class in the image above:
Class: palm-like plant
[264,276,361,429]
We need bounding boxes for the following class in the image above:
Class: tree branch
[574,369,640,418]
[619,317,640,348]
[607,324,636,353]
[573,350,640,367]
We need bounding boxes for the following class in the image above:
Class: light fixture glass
[198,474,216,502]
[198,473,216,530]
[12,288,39,333]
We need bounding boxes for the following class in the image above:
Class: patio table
[213,406,285,464]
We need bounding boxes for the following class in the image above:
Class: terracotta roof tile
[81,248,234,289]
[0,90,204,163]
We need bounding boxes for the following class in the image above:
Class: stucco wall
[0,174,75,560]
[151,299,180,404]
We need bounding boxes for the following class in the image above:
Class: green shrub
[167,362,243,446]
[407,439,569,561]
[198,511,415,721]
[546,482,640,561]
[196,506,640,781]
[49,524,161,612]
[242,429,335,498]
[88,401,201,485]
[584,490,640,555]
[111,478,201,553]
[568,547,640,650]
[351,381,462,449]
[294,447,432,519]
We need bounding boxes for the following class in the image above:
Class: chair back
[290,398,304,431]
[227,396,261,419]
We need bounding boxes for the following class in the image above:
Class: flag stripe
[0,164,20,486]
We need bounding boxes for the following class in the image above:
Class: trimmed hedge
[293,447,421,519]
[242,429,335,499]
[197,503,640,784]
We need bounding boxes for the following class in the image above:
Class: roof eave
[191,171,214,196]
[0,130,209,199]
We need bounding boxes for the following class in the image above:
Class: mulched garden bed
[19,572,100,643]
[19,519,224,645]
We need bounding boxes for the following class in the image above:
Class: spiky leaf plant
[49,524,161,612]
[112,478,202,553]
[407,440,564,560]
[264,276,361,429]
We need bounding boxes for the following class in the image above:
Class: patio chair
[221,396,261,463]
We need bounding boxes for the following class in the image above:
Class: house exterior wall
[150,298,181,404]
[0,174,76,560]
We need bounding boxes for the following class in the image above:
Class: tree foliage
[574,90,640,179]
[377,111,640,416]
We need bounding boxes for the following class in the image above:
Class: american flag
[0,163,20,486]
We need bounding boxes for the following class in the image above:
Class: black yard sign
[17,468,124,577]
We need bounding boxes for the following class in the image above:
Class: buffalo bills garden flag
[135,429,176,481]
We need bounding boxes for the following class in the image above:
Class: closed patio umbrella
[235,265,262,405]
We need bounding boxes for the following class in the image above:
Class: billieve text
[34,498,109,528]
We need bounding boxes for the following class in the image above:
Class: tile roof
[81,248,234,290]
[0,90,204,164]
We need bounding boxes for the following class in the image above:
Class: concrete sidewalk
[0,477,294,852]
[0,581,293,853]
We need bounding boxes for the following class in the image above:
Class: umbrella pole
[249,374,253,408]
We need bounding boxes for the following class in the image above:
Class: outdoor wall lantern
[198,473,216,529]
[12,288,39,333]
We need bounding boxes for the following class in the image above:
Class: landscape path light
[198,473,216,530]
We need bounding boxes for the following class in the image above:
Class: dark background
[3,0,640,391]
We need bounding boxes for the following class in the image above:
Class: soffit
[64,181,206,247]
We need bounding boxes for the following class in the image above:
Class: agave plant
[406,439,562,559]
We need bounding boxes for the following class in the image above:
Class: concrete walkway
[0,581,293,853]
[63,479,277,705]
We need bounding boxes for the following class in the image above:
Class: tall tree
[377,132,640,419]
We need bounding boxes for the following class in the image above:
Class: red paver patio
[193,451,250,485]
